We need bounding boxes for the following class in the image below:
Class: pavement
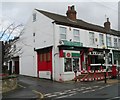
[1,75,120,100]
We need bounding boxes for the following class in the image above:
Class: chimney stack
[66,5,77,21]
[104,18,111,31]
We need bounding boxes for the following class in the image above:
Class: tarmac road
[2,75,120,100]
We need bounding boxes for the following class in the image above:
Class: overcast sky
[1,0,119,37]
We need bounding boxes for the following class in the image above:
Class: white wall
[19,10,54,77]
[54,24,108,49]
[19,13,37,77]
[34,10,54,49]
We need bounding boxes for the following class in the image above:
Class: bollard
[74,70,77,82]
[104,72,107,83]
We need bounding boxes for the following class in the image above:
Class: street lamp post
[103,50,107,83]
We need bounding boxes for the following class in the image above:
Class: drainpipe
[52,21,55,81]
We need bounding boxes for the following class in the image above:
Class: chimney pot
[66,5,77,21]
[104,18,111,31]
[68,6,71,10]
[71,5,75,10]
[107,18,109,22]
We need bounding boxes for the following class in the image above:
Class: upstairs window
[107,36,112,47]
[119,39,120,48]
[99,34,104,46]
[114,38,118,48]
[33,13,36,22]
[89,32,95,45]
[73,29,80,42]
[60,27,67,40]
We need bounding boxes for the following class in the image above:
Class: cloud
[1,2,118,31]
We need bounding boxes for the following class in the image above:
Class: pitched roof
[35,9,120,36]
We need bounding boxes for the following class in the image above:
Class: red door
[37,48,52,79]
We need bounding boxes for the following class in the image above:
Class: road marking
[77,88,85,91]
[44,93,52,96]
[82,90,90,93]
[32,90,44,99]
[72,88,79,90]
[63,89,72,93]
[81,87,86,89]
[47,94,57,97]
[90,89,95,92]
[18,84,26,88]
[93,86,99,88]
[59,92,67,95]
[69,91,76,94]
[85,87,92,89]
[98,87,105,90]
[54,91,63,94]
[106,96,120,100]
[55,93,76,99]
[105,85,111,87]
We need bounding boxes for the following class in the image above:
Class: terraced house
[13,5,120,81]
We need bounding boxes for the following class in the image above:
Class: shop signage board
[63,50,80,58]
[61,40,83,47]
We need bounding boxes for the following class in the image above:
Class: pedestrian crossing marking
[44,84,112,99]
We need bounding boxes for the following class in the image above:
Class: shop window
[73,58,79,71]
[114,60,117,64]
[64,58,72,72]
[64,57,80,72]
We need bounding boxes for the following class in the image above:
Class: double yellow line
[18,84,44,99]
[32,90,44,99]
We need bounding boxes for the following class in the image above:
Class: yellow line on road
[32,90,44,99]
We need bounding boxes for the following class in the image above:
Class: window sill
[63,72,74,75]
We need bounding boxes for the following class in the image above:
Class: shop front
[58,40,83,81]
[88,49,110,71]
[79,48,111,72]
[113,50,120,68]
[59,49,81,81]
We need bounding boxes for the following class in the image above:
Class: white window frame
[107,36,112,47]
[114,38,118,48]
[33,13,36,22]
[59,27,67,40]
[118,38,120,48]
[89,32,95,45]
[73,29,80,42]
[99,34,104,46]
